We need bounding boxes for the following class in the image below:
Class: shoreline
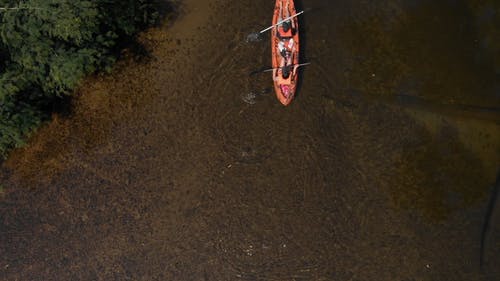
[1,0,220,179]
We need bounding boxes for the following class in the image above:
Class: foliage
[0,0,165,158]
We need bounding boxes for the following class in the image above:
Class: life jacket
[277,69,292,85]
[278,26,293,38]
[278,39,294,60]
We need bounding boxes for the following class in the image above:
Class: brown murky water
[1,0,499,280]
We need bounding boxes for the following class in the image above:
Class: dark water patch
[480,170,500,268]
[467,1,500,74]
[306,0,500,109]
[392,0,498,106]
[390,121,490,220]
[395,94,500,123]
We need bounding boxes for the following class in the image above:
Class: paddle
[246,10,305,42]
[260,10,304,34]
[250,62,311,76]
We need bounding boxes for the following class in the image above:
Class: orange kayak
[272,0,300,106]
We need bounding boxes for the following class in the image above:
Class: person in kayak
[278,37,295,53]
[277,21,294,39]
[277,39,295,65]
[273,64,299,85]
[274,64,299,98]
[276,0,296,39]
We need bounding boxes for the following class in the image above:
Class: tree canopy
[0,0,165,157]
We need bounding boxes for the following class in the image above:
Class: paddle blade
[249,67,267,76]
[249,67,275,76]
[246,32,263,42]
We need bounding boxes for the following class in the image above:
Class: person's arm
[293,64,299,77]
[287,46,295,66]
[286,51,293,65]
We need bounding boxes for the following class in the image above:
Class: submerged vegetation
[0,0,169,158]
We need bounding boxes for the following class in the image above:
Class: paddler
[276,0,296,39]
[273,65,299,98]
[273,64,299,85]
[277,39,295,63]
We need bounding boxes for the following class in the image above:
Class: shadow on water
[292,0,308,101]
[375,119,492,220]
[480,170,500,268]
[115,1,180,62]
[321,0,500,109]
[395,94,500,123]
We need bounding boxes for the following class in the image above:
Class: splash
[242,92,257,104]
[246,33,263,43]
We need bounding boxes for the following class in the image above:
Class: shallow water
[1,0,499,280]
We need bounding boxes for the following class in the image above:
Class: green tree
[0,0,166,158]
